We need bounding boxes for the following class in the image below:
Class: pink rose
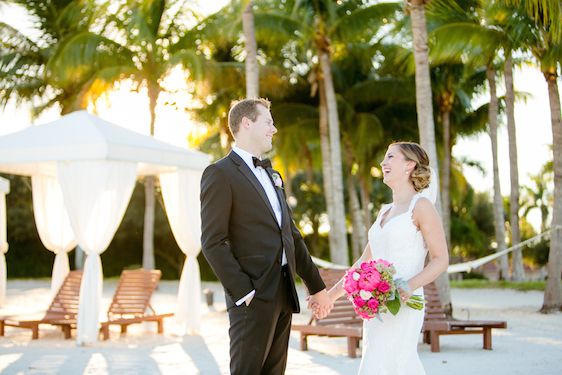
[378,280,391,293]
[359,311,372,319]
[354,296,366,308]
[367,298,379,312]
[358,269,381,291]
[343,276,359,294]
[360,262,374,271]
[376,259,392,267]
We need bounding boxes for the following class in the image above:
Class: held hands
[307,289,333,319]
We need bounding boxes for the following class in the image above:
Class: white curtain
[160,168,203,334]
[32,175,77,296]
[0,193,8,307]
[58,161,136,345]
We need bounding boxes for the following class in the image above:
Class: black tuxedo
[201,150,325,374]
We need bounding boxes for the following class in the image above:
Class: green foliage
[524,238,550,267]
[386,297,400,315]
[289,171,327,257]
[3,175,54,277]
[450,279,547,291]
[450,187,495,259]
[2,0,555,277]
[460,271,488,280]
[0,0,103,114]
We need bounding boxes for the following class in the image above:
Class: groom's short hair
[228,98,271,136]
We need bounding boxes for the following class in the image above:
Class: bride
[327,141,449,374]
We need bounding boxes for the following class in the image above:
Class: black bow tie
[252,157,272,169]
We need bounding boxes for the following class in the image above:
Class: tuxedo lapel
[228,152,279,226]
[266,168,288,228]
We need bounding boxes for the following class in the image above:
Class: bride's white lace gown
[358,194,428,375]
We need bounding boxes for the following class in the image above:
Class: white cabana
[160,169,203,334]
[0,176,9,307]
[32,175,77,297]
[0,110,209,344]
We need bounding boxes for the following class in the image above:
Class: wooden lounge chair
[0,270,83,339]
[422,282,507,352]
[291,268,363,358]
[100,269,174,340]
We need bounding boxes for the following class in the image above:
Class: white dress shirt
[232,146,287,306]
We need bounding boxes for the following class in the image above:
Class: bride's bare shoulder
[412,197,439,223]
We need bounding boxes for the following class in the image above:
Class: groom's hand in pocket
[245,294,254,306]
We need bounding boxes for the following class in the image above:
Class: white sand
[0,279,560,374]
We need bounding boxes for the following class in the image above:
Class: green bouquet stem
[405,294,425,310]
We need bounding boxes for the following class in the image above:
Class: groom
[201,98,332,375]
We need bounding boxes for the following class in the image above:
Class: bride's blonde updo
[391,141,431,192]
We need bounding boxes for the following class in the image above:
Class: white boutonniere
[271,172,283,189]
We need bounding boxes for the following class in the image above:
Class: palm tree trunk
[318,78,338,260]
[409,0,450,310]
[344,141,367,261]
[409,2,438,172]
[319,50,349,265]
[505,53,524,281]
[441,108,452,248]
[143,83,158,270]
[487,66,509,280]
[348,176,366,261]
[359,175,372,237]
[243,1,259,98]
[541,72,562,312]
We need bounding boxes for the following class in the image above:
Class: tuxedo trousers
[228,266,295,375]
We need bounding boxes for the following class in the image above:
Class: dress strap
[376,203,393,222]
[407,194,422,214]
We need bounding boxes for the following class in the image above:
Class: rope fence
[311,226,560,274]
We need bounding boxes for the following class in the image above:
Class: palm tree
[401,0,456,309]
[497,0,562,308]
[504,50,524,280]
[244,0,400,264]
[242,0,259,97]
[429,1,517,280]
[406,0,440,174]
[486,64,510,280]
[430,63,487,248]
[490,2,533,281]
[52,0,208,269]
[0,0,102,114]
[518,7,562,313]
[521,163,553,234]
[0,0,106,269]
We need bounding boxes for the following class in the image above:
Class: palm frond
[254,11,305,47]
[344,78,416,106]
[505,0,561,40]
[430,23,504,66]
[169,49,212,81]
[49,31,134,84]
[271,102,319,126]
[331,3,401,43]
[0,22,42,56]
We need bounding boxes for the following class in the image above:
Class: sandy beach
[0,279,560,375]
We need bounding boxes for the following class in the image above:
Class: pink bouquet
[343,259,424,320]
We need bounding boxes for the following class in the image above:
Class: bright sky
[0,1,555,229]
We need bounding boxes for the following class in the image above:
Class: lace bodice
[368,194,428,283]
